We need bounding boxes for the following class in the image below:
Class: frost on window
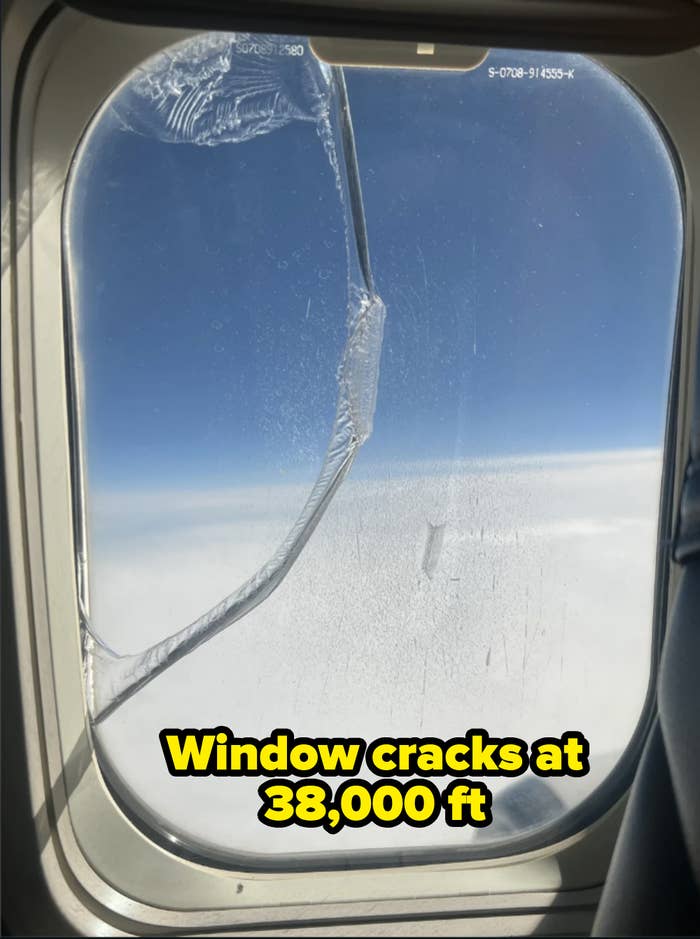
[65,34,682,862]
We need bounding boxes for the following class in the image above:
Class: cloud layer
[90,449,661,859]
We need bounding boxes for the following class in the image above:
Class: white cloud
[90,449,661,859]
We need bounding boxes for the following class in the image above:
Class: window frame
[3,0,698,932]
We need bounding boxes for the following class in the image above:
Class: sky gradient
[67,42,682,491]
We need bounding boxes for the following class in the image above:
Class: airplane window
[64,32,682,864]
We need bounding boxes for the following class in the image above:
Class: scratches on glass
[422,522,446,580]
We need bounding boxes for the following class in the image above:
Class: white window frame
[3,1,699,932]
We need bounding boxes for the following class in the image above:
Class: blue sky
[67,42,683,490]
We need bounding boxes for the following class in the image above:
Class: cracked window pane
[76,40,386,722]
[65,33,682,863]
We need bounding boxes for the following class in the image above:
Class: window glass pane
[65,33,683,863]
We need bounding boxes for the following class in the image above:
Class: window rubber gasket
[55,31,690,873]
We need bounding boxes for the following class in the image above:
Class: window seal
[3,0,698,929]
